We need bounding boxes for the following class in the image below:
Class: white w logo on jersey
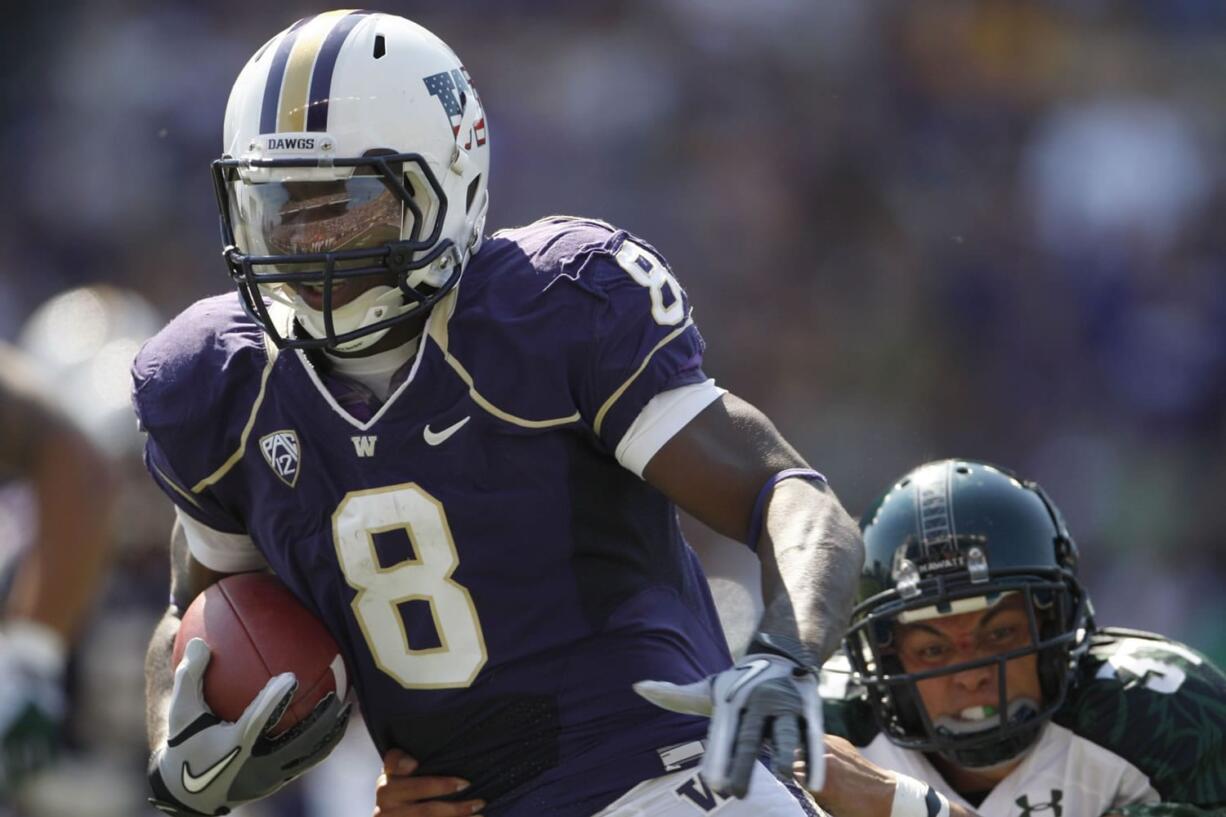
[351,435,377,457]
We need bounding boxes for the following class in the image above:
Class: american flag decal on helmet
[259,429,301,487]
[424,68,487,148]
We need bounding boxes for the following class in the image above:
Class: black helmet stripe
[259,15,310,134]
[305,11,372,132]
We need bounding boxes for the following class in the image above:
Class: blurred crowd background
[1,1,1223,815]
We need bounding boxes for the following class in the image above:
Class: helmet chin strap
[293,285,417,353]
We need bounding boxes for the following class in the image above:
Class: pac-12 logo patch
[259,430,300,487]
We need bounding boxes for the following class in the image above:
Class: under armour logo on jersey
[351,435,377,458]
[259,430,300,487]
[1016,790,1063,817]
[423,68,487,148]
[673,773,728,813]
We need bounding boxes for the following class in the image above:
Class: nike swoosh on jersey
[181,746,242,794]
[724,658,772,702]
[423,416,471,446]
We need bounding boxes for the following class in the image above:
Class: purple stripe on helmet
[259,16,311,135]
[305,11,371,132]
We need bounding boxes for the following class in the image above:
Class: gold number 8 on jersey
[332,483,488,688]
[615,240,685,326]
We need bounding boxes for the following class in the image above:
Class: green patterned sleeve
[1058,630,1226,807]
[1114,803,1226,817]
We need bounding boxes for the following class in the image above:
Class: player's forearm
[0,351,113,639]
[147,518,196,749]
[756,477,863,664]
[145,606,182,749]
[5,424,113,641]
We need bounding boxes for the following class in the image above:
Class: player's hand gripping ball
[149,573,351,817]
[171,572,347,733]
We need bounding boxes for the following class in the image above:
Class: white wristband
[891,773,950,817]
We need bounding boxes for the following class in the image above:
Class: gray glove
[634,652,824,798]
[148,638,350,816]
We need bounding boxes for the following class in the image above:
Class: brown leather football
[172,572,346,736]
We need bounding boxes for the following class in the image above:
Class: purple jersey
[133,218,733,816]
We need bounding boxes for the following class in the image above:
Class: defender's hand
[804,735,895,817]
[148,638,351,816]
[373,748,485,817]
[634,653,825,798]
[0,623,66,798]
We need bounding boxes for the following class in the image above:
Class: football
[172,572,347,736]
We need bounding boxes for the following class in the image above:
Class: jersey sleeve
[437,218,721,467]
[142,433,245,535]
[130,295,266,538]
[1056,629,1226,807]
[613,379,726,477]
[572,232,714,456]
[174,507,265,574]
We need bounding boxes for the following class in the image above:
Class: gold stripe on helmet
[277,9,354,133]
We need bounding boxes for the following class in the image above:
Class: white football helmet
[214,10,491,352]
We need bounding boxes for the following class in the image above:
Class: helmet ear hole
[466,175,481,212]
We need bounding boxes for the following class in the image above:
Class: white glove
[0,620,67,798]
[634,651,824,797]
[148,638,350,816]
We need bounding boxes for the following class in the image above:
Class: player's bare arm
[0,344,113,641]
[637,392,863,796]
[0,344,113,796]
[143,517,233,748]
[807,736,979,817]
[643,392,862,663]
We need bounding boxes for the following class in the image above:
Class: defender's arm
[0,345,113,796]
[0,347,113,642]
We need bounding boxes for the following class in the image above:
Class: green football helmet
[845,459,1093,769]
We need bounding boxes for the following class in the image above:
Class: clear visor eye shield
[211,140,457,349]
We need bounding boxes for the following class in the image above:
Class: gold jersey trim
[191,353,277,493]
[426,286,580,430]
[593,313,695,437]
[151,460,203,510]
